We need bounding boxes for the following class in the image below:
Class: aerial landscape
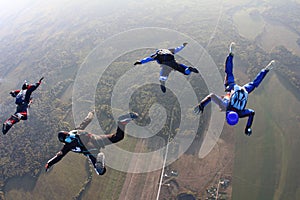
[0,0,299,200]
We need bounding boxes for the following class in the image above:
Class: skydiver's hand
[183,42,188,47]
[39,77,44,83]
[9,91,16,97]
[194,104,204,114]
[245,127,252,136]
[134,61,142,66]
[45,163,50,172]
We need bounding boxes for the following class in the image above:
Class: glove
[183,42,188,47]
[134,61,142,65]
[39,77,44,83]
[194,104,204,114]
[245,127,252,136]
[45,163,50,172]
[9,91,16,97]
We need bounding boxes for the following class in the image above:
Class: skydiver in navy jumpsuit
[194,43,275,136]
[134,43,199,92]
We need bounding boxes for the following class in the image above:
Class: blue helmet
[226,111,239,126]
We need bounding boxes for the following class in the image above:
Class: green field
[232,74,300,200]
[4,134,139,200]
[0,0,299,199]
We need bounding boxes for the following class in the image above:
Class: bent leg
[2,114,20,134]
[91,122,126,147]
[178,63,190,75]
[163,61,188,75]
[159,65,172,82]
[17,111,28,120]
[238,109,255,129]
[107,122,125,144]
[7,114,21,125]
[85,153,106,175]
[75,111,94,130]
[243,69,269,94]
[224,54,235,90]
[15,104,28,120]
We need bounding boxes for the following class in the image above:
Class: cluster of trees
[0,78,75,192]
[0,1,299,198]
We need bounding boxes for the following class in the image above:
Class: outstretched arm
[45,145,71,171]
[75,111,94,130]
[134,53,156,65]
[24,77,44,103]
[194,93,227,114]
[169,43,187,54]
[10,90,20,97]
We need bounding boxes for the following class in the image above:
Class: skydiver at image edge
[194,42,275,136]
[2,77,44,135]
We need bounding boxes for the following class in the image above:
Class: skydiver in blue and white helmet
[134,43,199,93]
[194,42,275,136]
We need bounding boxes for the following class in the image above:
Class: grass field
[232,5,300,57]
[5,153,88,200]
[4,134,139,200]
[232,73,300,200]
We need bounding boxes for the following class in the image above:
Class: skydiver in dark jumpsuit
[2,77,44,134]
[45,111,138,175]
[134,43,199,92]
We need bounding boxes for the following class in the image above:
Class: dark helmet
[58,131,68,142]
[22,80,29,90]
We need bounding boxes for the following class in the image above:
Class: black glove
[194,104,204,114]
[39,77,44,82]
[183,42,188,47]
[134,61,142,65]
[245,127,252,136]
[9,91,16,97]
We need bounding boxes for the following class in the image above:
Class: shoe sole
[118,112,138,122]
[95,153,105,172]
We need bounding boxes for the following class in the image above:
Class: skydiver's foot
[264,60,276,71]
[2,124,7,135]
[245,127,252,136]
[229,42,235,55]
[2,122,11,135]
[160,80,166,93]
[188,67,199,73]
[160,84,166,93]
[118,112,139,124]
[95,152,106,175]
